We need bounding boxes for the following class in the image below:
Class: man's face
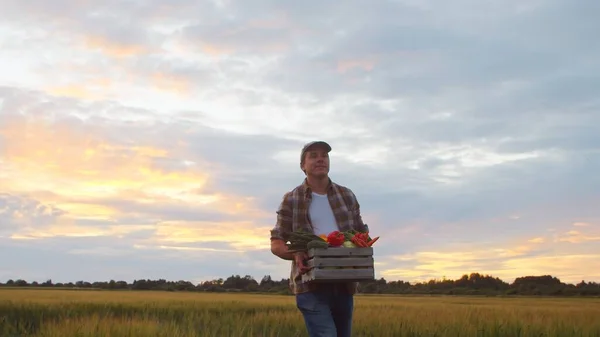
[302,146,330,178]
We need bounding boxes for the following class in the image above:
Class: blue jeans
[295,284,354,337]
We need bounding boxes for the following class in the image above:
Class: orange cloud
[151,220,272,251]
[380,231,600,284]
[82,35,151,58]
[382,251,600,284]
[1,115,268,246]
[150,72,192,95]
[528,237,545,243]
[556,229,600,243]
[337,58,376,73]
[12,223,155,240]
[42,61,194,99]
[200,43,235,57]
[45,78,112,100]
[2,119,198,207]
[46,85,98,100]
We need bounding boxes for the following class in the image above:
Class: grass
[0,289,599,336]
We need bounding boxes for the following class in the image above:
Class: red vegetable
[351,234,368,247]
[327,231,345,247]
[357,233,369,243]
[367,236,379,246]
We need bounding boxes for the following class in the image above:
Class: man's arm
[271,240,293,260]
[270,192,294,261]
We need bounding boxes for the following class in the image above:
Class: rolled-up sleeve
[270,192,292,241]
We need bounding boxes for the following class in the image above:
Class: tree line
[2,273,599,296]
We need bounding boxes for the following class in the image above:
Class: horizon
[2,271,598,286]
[1,0,599,286]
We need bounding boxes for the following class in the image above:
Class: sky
[0,0,599,286]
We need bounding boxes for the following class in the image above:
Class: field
[1,289,599,336]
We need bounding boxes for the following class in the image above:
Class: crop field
[0,289,599,336]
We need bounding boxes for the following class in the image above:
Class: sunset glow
[0,0,598,285]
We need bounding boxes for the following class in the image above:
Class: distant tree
[0,271,597,296]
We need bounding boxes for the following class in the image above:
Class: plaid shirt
[270,178,369,294]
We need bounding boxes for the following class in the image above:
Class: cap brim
[304,141,331,152]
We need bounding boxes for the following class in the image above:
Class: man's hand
[271,239,295,260]
[271,240,311,274]
[294,251,310,275]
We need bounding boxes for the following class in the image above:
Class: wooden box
[301,247,375,283]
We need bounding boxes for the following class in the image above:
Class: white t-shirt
[309,192,340,236]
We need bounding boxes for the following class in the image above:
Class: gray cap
[300,141,331,164]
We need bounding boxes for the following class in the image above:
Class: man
[270,140,369,337]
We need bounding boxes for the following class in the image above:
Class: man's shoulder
[280,183,306,201]
[330,181,356,197]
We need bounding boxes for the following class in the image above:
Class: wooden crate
[301,247,375,283]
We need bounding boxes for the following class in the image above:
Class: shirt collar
[301,177,334,197]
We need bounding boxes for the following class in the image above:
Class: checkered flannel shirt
[270,178,369,294]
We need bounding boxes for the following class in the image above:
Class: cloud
[555,222,600,244]
[379,222,600,284]
[381,249,600,285]
[0,91,276,258]
[0,194,66,236]
[0,0,599,284]
[1,117,207,216]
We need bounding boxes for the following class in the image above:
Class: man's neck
[306,175,329,194]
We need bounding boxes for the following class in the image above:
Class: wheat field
[0,288,598,336]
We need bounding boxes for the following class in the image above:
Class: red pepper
[356,232,368,242]
[351,235,367,247]
[350,232,372,247]
[367,236,379,246]
[326,231,345,247]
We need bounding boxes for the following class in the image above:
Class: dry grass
[0,288,599,336]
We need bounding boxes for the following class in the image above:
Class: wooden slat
[301,247,376,283]
[302,268,375,282]
[307,247,373,257]
[307,257,374,268]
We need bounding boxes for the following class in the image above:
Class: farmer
[270,140,369,337]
